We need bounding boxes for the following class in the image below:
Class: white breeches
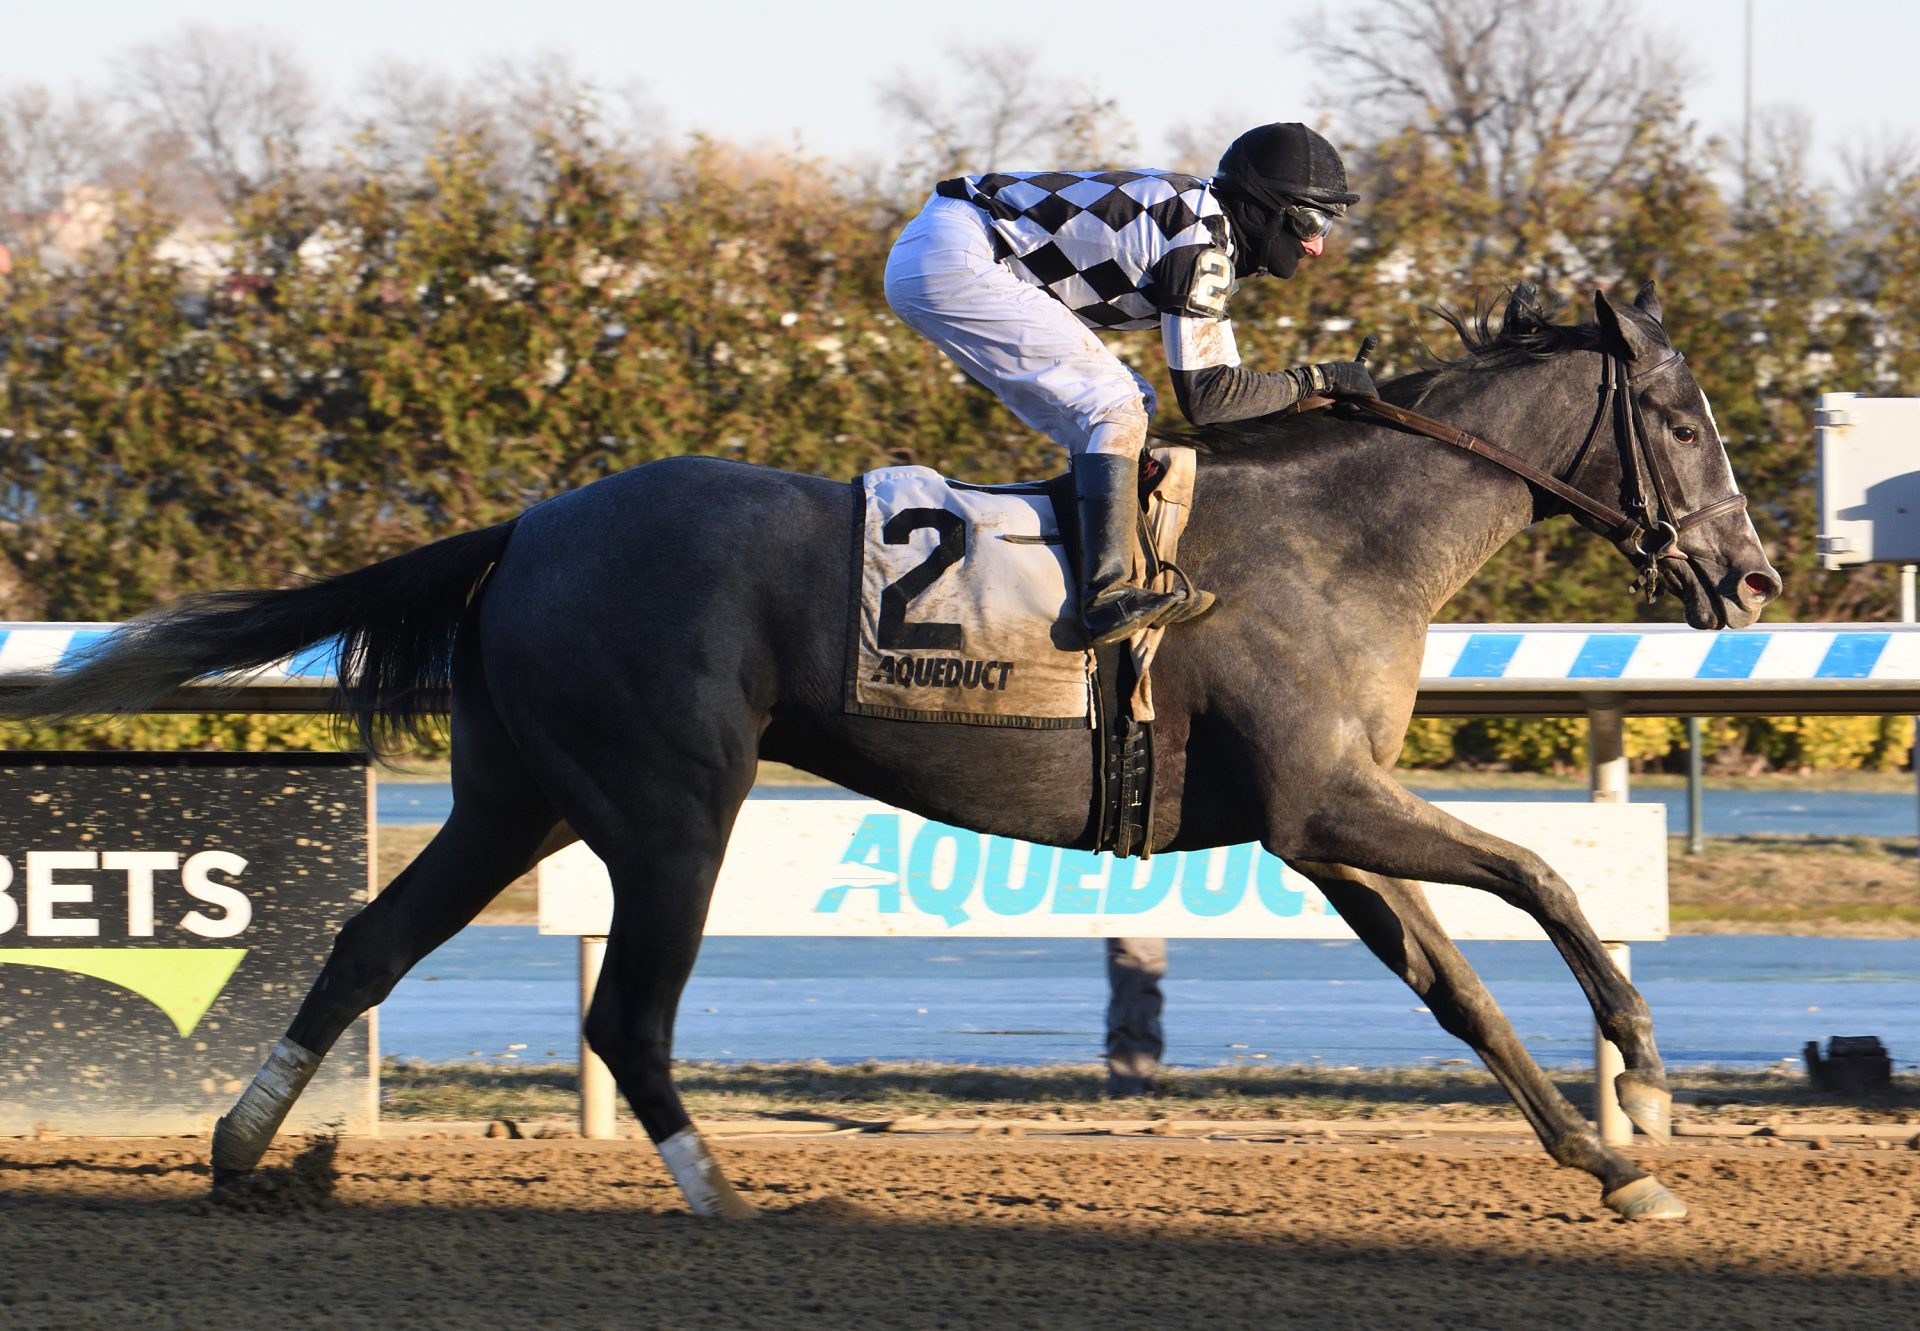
[885,195,1154,458]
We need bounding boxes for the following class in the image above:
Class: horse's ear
[1593,288,1665,363]
[1633,280,1664,324]
[1504,284,1544,334]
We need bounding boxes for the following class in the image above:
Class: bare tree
[355,59,482,175]
[1746,107,1820,200]
[351,52,660,191]
[1842,132,1920,208]
[114,25,320,207]
[1309,0,1686,227]
[0,85,117,246]
[877,44,1135,177]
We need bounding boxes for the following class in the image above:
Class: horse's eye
[1673,426,1698,444]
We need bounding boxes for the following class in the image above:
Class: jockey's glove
[1307,361,1380,399]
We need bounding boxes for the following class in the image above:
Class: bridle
[1344,350,1748,604]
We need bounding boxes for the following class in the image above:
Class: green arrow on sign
[0,949,248,1037]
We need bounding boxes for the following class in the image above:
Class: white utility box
[1816,392,1920,569]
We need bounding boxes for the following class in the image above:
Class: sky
[2,0,1916,180]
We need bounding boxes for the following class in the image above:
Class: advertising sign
[0,754,375,1135]
[540,797,1667,942]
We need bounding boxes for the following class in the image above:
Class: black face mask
[1253,228,1307,279]
[1222,193,1308,280]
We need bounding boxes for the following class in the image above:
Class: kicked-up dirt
[2,1129,1917,1330]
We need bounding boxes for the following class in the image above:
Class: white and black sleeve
[1163,314,1315,426]
[1152,246,1313,426]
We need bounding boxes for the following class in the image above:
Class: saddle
[845,448,1199,858]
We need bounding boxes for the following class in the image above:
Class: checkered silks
[935,170,1236,331]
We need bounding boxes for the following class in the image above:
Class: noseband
[1348,352,1747,603]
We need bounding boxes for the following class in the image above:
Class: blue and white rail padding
[2,621,1919,714]
[1422,622,1920,684]
[0,623,336,688]
[1416,623,1920,715]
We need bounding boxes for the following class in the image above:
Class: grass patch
[382,1061,583,1121]
[1399,769,1920,793]
[1671,902,1920,927]
[1665,834,1920,934]
[379,1059,1920,1127]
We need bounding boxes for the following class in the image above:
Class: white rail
[6,621,1920,716]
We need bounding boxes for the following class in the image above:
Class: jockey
[886,122,1379,646]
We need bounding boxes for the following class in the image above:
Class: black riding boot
[1074,452,1194,647]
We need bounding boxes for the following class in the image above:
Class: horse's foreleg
[1294,860,1686,1221]
[211,806,565,1180]
[1279,774,1673,1142]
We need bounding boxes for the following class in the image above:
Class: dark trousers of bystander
[1105,936,1166,1096]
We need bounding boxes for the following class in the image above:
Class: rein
[1344,352,1747,602]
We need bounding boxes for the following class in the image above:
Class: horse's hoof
[1602,1176,1688,1221]
[1616,1074,1673,1144]
[210,1165,248,1193]
[712,1192,760,1221]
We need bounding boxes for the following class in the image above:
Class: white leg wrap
[657,1127,731,1217]
[211,1037,321,1174]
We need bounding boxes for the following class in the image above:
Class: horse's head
[1583,282,1781,630]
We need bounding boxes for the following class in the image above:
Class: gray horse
[1,282,1778,1221]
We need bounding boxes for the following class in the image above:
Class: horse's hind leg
[1295,860,1686,1221]
[211,695,563,1180]
[565,761,760,1219]
[587,849,757,1218]
[213,806,562,1178]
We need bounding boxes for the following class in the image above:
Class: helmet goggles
[1280,200,1344,241]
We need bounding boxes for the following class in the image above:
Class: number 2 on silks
[878,508,965,651]
[1185,249,1232,318]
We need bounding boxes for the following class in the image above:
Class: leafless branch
[0,85,116,243]
[876,44,1134,177]
[1309,0,1685,226]
[113,24,319,207]
[350,51,661,191]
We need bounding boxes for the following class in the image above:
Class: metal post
[1905,566,1918,892]
[1685,717,1705,854]
[579,935,617,1139]
[1741,0,1754,207]
[1586,698,1632,1141]
[1587,698,1629,805]
[1594,942,1633,1148]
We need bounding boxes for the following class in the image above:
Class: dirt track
[4,1131,1918,1330]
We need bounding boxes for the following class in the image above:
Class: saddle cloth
[844,450,1200,729]
[846,466,1094,728]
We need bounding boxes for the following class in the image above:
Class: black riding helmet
[1213,123,1358,279]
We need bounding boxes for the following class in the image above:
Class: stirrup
[1142,560,1217,631]
[1150,588,1217,629]
[1084,586,1184,647]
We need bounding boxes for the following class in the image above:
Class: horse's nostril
[1743,572,1779,602]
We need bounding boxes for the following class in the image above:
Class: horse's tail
[0,519,520,752]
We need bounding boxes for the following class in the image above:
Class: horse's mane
[1175,287,1603,456]
[1428,287,1603,366]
